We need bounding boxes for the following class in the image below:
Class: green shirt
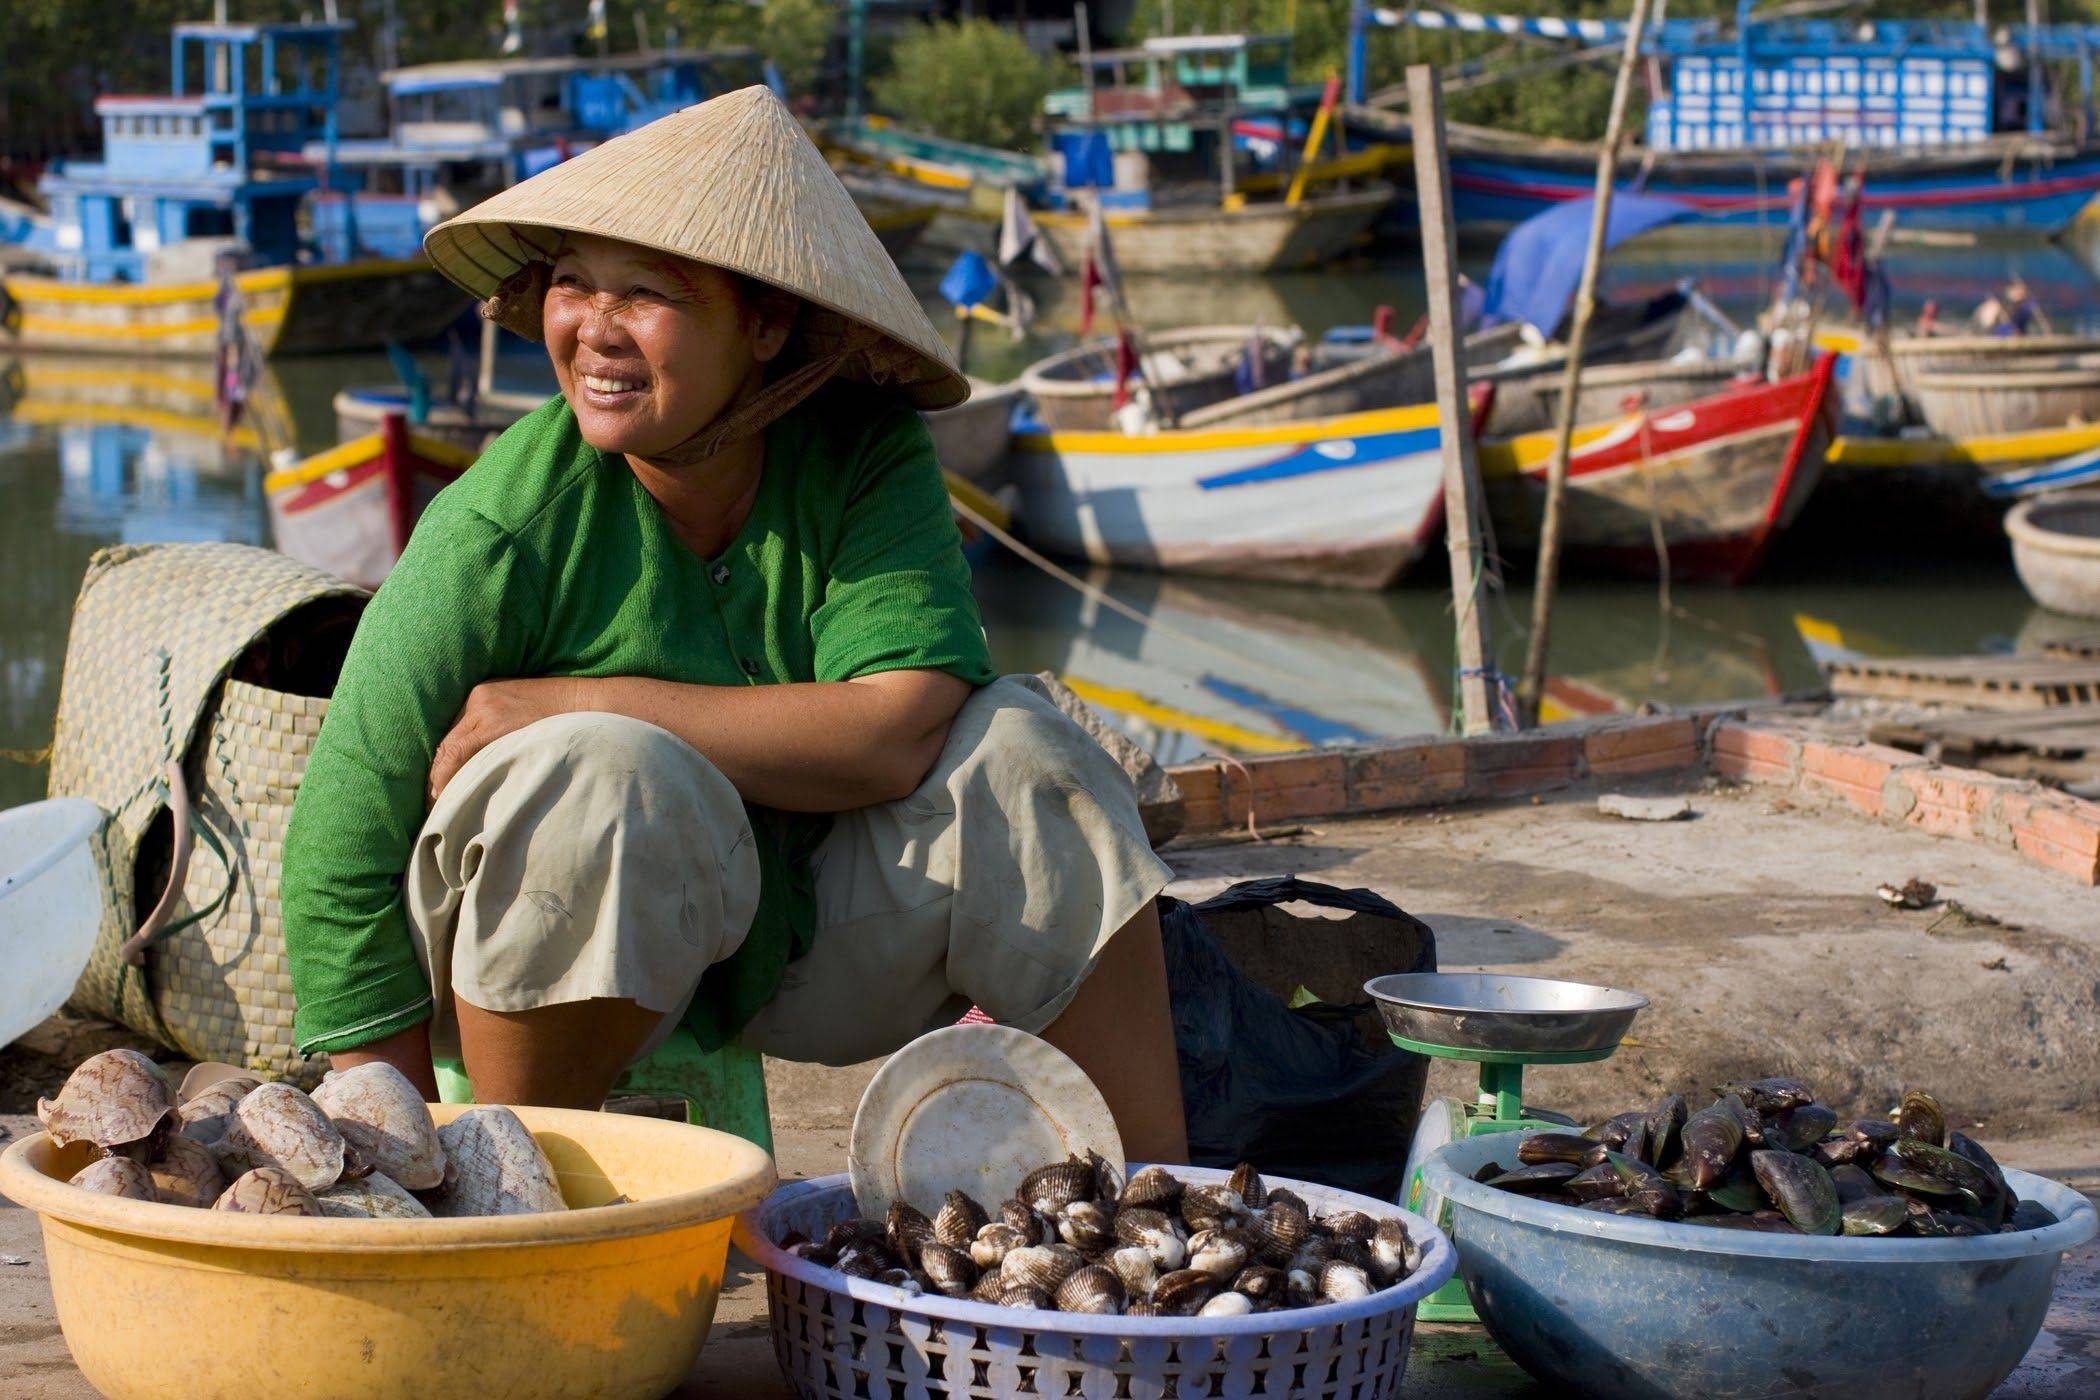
[282,384,995,1056]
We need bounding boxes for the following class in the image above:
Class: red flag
[1079,253,1101,338]
[1111,329,1137,411]
[1828,179,1867,311]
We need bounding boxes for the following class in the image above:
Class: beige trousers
[404,676,1172,1066]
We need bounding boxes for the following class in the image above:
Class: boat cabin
[1043,33,1306,151]
[35,22,342,282]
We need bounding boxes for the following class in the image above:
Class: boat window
[186,205,235,238]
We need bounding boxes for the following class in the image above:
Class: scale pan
[1364,972,1648,1056]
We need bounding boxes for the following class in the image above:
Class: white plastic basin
[0,797,104,1049]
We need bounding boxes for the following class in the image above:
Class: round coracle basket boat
[0,1101,776,1400]
[1020,325,1301,433]
[1422,1130,2096,1400]
[2006,490,2100,619]
[1906,365,2100,439]
[737,1165,1456,1400]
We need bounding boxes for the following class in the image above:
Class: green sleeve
[283,508,542,1055]
[810,408,996,686]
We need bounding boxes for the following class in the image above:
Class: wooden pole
[1407,65,1498,737]
[1514,0,1657,728]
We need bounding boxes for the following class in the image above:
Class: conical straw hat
[423,86,966,410]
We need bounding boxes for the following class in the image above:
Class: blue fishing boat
[309,48,773,262]
[2,20,462,356]
[1346,2,2100,235]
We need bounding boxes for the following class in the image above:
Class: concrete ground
[4,781,2097,1396]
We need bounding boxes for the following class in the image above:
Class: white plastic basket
[734,1164,1455,1400]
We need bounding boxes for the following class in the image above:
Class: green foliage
[868,20,1062,151]
[753,0,836,94]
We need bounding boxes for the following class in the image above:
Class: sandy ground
[4,782,2097,1396]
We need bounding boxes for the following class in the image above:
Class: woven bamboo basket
[45,543,367,1080]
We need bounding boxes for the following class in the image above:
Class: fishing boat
[334,383,547,454]
[1476,355,1838,583]
[6,355,286,452]
[1028,188,1390,275]
[926,377,1025,486]
[1905,366,2100,440]
[2,21,466,356]
[1020,325,1299,431]
[1179,325,1521,429]
[265,413,474,587]
[1347,6,2100,236]
[1007,399,1470,588]
[820,116,1050,212]
[2006,491,2100,619]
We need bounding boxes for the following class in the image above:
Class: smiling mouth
[581,373,647,394]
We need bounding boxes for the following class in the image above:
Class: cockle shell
[145,1134,226,1208]
[1227,1162,1267,1210]
[1179,1183,1248,1231]
[1320,1209,1377,1239]
[38,1050,175,1157]
[997,1284,1052,1310]
[918,1241,977,1297]
[1199,1290,1255,1318]
[1020,1157,1097,1215]
[1233,1265,1286,1306]
[317,1171,434,1219]
[69,1157,156,1200]
[934,1189,989,1248]
[1320,1259,1374,1302]
[432,1106,565,1216]
[220,1082,348,1191]
[1113,1206,1187,1269]
[1057,1199,1117,1252]
[1119,1165,1184,1212]
[214,1166,322,1215]
[1153,1268,1222,1315]
[1109,1244,1158,1297]
[1000,1243,1083,1294]
[311,1063,445,1191]
[1188,1227,1253,1279]
[886,1200,936,1262]
[968,1268,1006,1303]
[970,1222,1026,1270]
[177,1075,261,1154]
[1053,1264,1124,1314]
[1252,1201,1311,1265]
[1369,1217,1419,1282]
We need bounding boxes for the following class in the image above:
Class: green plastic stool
[434,1026,773,1156]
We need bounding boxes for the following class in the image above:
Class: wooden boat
[1181,325,1524,430]
[8,355,286,452]
[1854,333,2100,402]
[1021,325,1299,432]
[1905,366,2100,440]
[925,377,1024,486]
[335,384,549,454]
[2006,491,2100,619]
[821,116,1049,208]
[265,414,475,588]
[1481,354,1750,437]
[1007,400,1467,589]
[1029,188,1389,275]
[1476,355,1837,583]
[2,257,466,358]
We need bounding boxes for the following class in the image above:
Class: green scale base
[1392,1035,1618,1323]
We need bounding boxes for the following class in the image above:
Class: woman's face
[542,234,791,459]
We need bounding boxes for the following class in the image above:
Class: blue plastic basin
[1423,1131,2097,1400]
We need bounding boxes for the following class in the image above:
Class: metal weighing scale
[1366,972,1650,1323]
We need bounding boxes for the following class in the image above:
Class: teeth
[582,374,644,393]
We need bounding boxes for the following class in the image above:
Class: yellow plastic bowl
[0,1101,776,1400]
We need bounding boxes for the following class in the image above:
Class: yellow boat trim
[1474,419,1626,478]
[5,266,291,305]
[16,306,286,340]
[265,427,481,493]
[840,148,975,191]
[1792,613,1847,649]
[941,470,1010,531]
[1814,328,1863,355]
[10,398,260,448]
[1826,422,2100,468]
[1016,401,1445,455]
[1241,142,1410,196]
[21,364,219,399]
[1057,676,1308,755]
[1033,199,1354,230]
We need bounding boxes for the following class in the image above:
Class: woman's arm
[427,668,972,811]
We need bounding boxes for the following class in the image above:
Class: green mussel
[1751,1149,1841,1236]
[1840,1194,1911,1236]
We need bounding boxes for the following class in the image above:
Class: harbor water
[5,235,2094,804]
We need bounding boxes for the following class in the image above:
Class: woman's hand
[430,678,597,801]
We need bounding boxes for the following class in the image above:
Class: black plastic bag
[1162,875,1435,1201]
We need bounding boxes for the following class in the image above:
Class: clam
[1086,1150,1123,1203]
[875,1268,922,1294]
[1227,1162,1267,1210]
[1320,1209,1377,1239]
[934,1189,989,1248]
[1109,1244,1158,1297]
[1000,1243,1083,1294]
[1118,1164,1183,1212]
[1057,1199,1117,1253]
[317,1171,434,1219]
[1266,1187,1310,1216]
[69,1156,156,1200]
[886,1200,936,1262]
[1252,1201,1311,1265]
[38,1049,175,1158]
[1153,1267,1221,1315]
[1113,1207,1187,1270]
[918,1241,977,1297]
[214,1166,322,1215]
[1284,1267,1320,1309]
[996,1284,1052,1310]
[1369,1217,1419,1282]
[999,1198,1049,1245]
[826,1218,886,1254]
[311,1062,445,1191]
[1894,1090,1946,1148]
[1233,1265,1285,1306]
[1053,1264,1124,1314]
[176,1075,260,1155]
[1199,1291,1255,1318]
[1020,1157,1097,1215]
[1125,1299,1163,1317]
[835,1243,888,1279]
[1187,1227,1253,1279]
[969,1269,1006,1303]
[1320,1259,1374,1302]
[970,1222,1027,1270]
[432,1105,565,1216]
[1179,1183,1248,1232]
[145,1134,225,1208]
[220,1082,349,1191]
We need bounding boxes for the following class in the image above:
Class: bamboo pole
[1407,65,1498,737]
[1514,0,1658,728]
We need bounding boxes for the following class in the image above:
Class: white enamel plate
[848,1024,1125,1219]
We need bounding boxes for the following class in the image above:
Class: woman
[281,88,1186,1162]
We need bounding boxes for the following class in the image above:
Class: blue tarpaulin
[1054,131,1115,190]
[938,250,998,310]
[1482,193,1696,336]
